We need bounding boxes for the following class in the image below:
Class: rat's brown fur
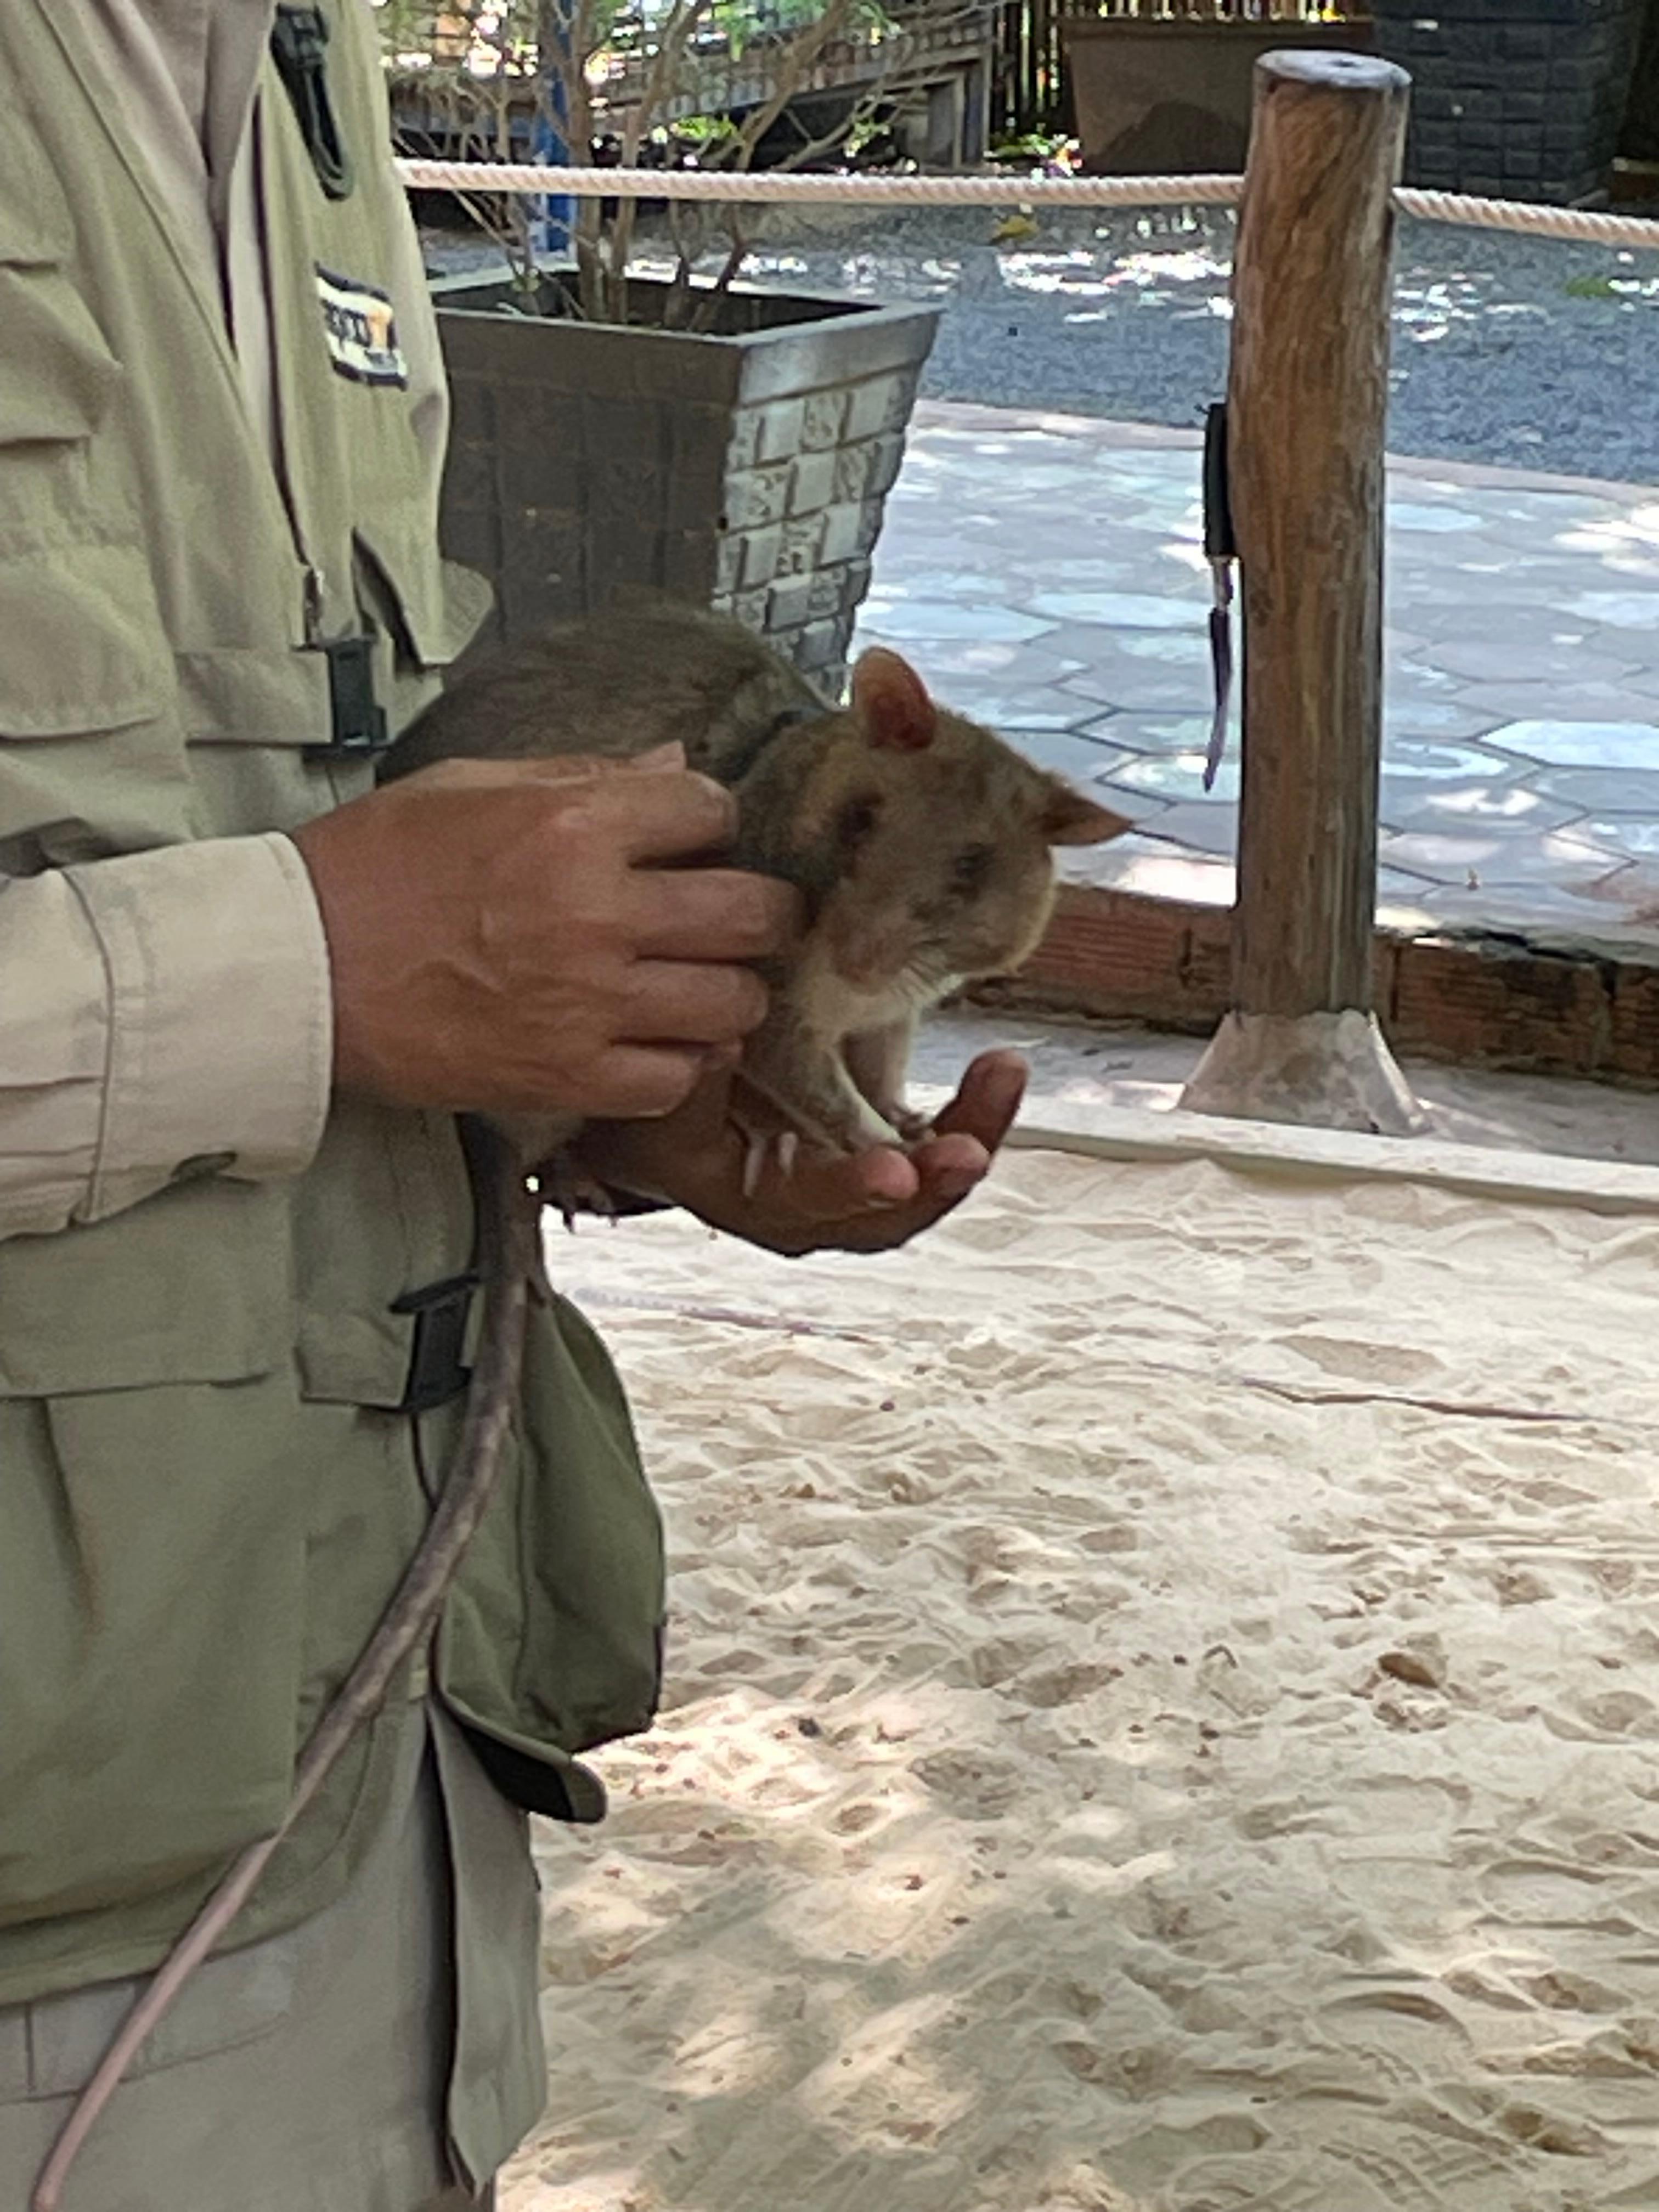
[381,600,1128,1156]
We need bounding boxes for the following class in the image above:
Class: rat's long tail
[31,1123,537,2212]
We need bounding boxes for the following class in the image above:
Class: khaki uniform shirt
[0,0,385,1243]
[0,9,661,2194]
[0,10,505,2198]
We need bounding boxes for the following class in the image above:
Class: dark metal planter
[430,269,940,687]
[1370,0,1647,204]
[1621,0,1659,161]
[1062,15,1377,177]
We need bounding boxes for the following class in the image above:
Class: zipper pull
[303,564,326,644]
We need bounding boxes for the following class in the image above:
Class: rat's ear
[851,647,936,752]
[1041,778,1135,847]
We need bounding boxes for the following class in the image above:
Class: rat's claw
[537,1150,619,1233]
[775,1131,800,1181]
[741,1128,769,1200]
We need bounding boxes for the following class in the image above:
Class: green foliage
[990,129,1070,161]
[663,111,741,145]
[374,0,895,77]
[710,0,893,57]
[374,0,438,47]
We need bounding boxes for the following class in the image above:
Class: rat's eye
[837,794,881,850]
[950,844,993,896]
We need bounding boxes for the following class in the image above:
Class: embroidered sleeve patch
[315,264,409,388]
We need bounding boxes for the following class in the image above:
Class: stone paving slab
[854,402,1659,947]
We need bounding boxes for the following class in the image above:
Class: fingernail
[862,1159,916,1212]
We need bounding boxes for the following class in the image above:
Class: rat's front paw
[729,1075,894,1176]
[737,1126,803,1198]
[537,1149,619,1232]
[862,1096,934,1146]
[726,1094,808,1198]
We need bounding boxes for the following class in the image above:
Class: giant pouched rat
[32,606,1127,2211]
[380,599,1130,1172]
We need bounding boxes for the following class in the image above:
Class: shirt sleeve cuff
[64,833,333,1216]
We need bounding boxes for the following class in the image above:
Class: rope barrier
[394,157,1659,252]
[1394,187,1659,251]
[395,160,1245,211]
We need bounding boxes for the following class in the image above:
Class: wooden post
[1180,50,1425,1137]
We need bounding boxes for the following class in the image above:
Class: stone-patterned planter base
[432,270,940,690]
[1372,0,1646,205]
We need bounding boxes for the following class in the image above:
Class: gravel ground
[424,199,1659,486]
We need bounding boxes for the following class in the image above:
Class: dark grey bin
[1371,0,1646,204]
[431,270,940,690]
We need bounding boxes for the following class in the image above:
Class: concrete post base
[1178,1008,1426,1137]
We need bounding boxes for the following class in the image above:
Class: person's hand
[572,1049,1027,1255]
[290,748,799,1121]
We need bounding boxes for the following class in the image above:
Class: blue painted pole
[530,1,576,259]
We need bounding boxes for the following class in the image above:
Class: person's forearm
[0,835,332,1240]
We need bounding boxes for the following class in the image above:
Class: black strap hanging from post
[270,5,356,201]
[1201,400,1237,795]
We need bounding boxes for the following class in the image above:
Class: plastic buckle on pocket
[303,634,389,760]
[391,1272,479,1415]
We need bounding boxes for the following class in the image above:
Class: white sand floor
[503,1116,1659,2212]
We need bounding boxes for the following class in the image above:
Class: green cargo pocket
[0,539,190,856]
[0,1383,310,1932]
[0,1178,295,1398]
[354,522,493,675]
[0,101,74,273]
[0,1183,308,1932]
[0,261,121,459]
[435,1294,667,1809]
[0,1911,301,2096]
[0,543,172,742]
[0,246,126,588]
[0,221,189,853]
